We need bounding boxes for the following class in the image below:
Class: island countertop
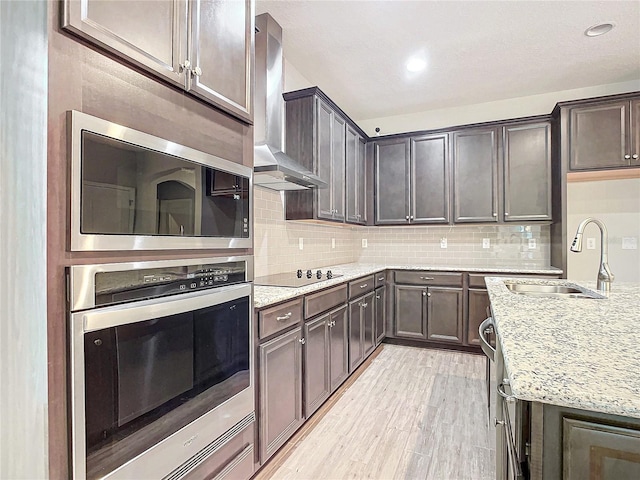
[253,262,562,309]
[485,277,640,419]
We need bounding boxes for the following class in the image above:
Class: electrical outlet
[362,238,368,248]
[298,237,303,250]
[440,237,447,249]
[622,237,638,250]
[331,238,336,249]
[482,238,490,249]
[528,238,537,249]
[587,237,596,250]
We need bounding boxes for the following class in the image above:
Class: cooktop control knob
[297,269,303,278]
[306,269,312,279]
[327,270,333,279]
[316,270,322,279]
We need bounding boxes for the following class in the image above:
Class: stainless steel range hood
[254,13,327,191]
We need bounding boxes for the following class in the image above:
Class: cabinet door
[62,0,187,87]
[631,99,640,166]
[329,306,349,392]
[332,115,346,222]
[503,122,552,222]
[411,134,450,223]
[563,418,640,480]
[259,328,303,463]
[362,292,375,357]
[375,286,386,345]
[316,99,334,220]
[346,128,366,224]
[394,285,427,340]
[453,129,498,222]
[348,298,364,372]
[427,287,463,344]
[569,102,629,170]
[375,139,410,224]
[467,288,491,345]
[303,315,330,418]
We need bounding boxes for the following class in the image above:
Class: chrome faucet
[570,217,614,293]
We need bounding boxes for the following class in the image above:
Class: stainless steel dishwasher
[480,314,530,480]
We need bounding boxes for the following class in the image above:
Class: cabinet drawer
[259,298,303,339]
[394,271,463,287]
[374,271,387,288]
[348,275,375,298]
[469,274,488,288]
[305,284,348,319]
[182,418,255,480]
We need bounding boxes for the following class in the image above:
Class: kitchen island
[485,277,640,480]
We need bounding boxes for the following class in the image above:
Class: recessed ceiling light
[585,22,615,37]
[406,57,427,73]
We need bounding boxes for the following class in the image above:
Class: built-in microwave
[69,111,252,251]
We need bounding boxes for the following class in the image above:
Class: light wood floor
[255,344,496,480]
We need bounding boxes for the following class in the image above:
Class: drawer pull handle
[360,284,368,289]
[378,276,384,281]
[276,312,292,322]
[420,276,434,280]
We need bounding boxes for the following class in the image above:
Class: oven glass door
[71,285,252,479]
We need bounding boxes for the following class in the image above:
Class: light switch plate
[622,237,638,250]
[440,237,447,249]
[482,238,490,249]
[528,238,537,249]
[587,237,596,250]
[298,237,303,250]
[362,238,368,248]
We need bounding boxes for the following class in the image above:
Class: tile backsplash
[253,187,551,277]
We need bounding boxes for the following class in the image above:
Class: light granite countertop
[253,262,562,309]
[485,276,640,419]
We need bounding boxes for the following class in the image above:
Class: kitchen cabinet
[284,89,365,223]
[258,327,303,464]
[452,128,499,223]
[374,285,386,346]
[303,315,330,418]
[503,122,552,222]
[348,292,374,372]
[62,0,253,123]
[328,306,349,392]
[426,286,463,344]
[346,127,367,224]
[374,134,449,225]
[394,285,427,340]
[467,288,491,346]
[569,98,640,170]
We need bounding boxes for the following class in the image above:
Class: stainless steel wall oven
[68,256,254,479]
[69,110,252,251]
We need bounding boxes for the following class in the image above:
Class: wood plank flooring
[255,344,496,480]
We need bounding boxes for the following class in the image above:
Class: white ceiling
[255,1,640,123]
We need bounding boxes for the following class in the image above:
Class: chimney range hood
[253,13,327,191]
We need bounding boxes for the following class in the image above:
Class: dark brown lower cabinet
[303,316,330,418]
[394,285,427,340]
[374,286,386,345]
[348,292,374,372]
[467,288,491,345]
[259,327,303,464]
[426,286,463,344]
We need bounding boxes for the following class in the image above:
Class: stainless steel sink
[504,282,605,299]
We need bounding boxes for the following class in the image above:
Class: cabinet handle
[360,283,368,289]
[179,59,191,72]
[505,212,509,216]
[405,215,410,221]
[633,154,639,160]
[492,213,498,217]
[361,302,368,308]
[299,338,306,345]
[378,276,384,281]
[192,66,202,77]
[427,292,431,297]
[624,154,631,160]
[376,295,380,299]
[276,312,292,322]
[420,276,434,280]
[422,291,427,296]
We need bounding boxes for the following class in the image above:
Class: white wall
[284,58,314,92]
[567,178,640,283]
[0,1,49,478]
[358,80,640,136]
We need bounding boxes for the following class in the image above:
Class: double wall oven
[68,257,255,479]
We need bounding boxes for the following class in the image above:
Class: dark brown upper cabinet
[62,0,253,123]
[374,133,449,225]
[284,88,367,224]
[569,98,640,170]
[503,121,552,222]
[452,128,499,223]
